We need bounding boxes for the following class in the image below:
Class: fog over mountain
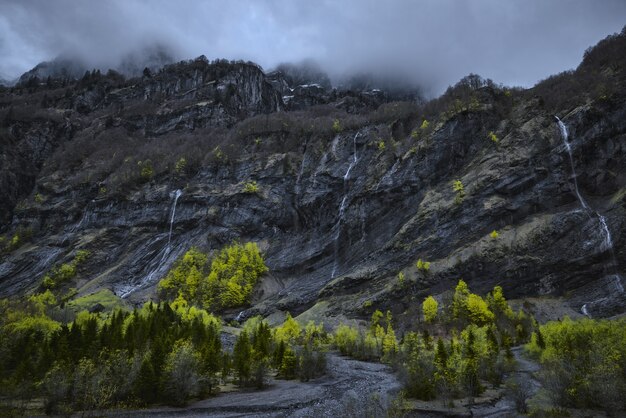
[1,0,625,94]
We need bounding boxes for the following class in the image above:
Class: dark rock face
[0,38,625,324]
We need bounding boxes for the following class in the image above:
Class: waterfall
[556,117,624,313]
[556,117,617,255]
[166,189,183,248]
[556,118,590,211]
[331,132,360,278]
[119,189,183,298]
[344,132,359,180]
[581,304,590,317]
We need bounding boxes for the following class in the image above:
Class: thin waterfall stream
[555,117,624,315]
[331,132,359,278]
[119,189,183,298]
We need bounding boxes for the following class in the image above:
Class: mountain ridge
[0,29,625,328]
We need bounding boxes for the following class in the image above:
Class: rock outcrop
[0,32,625,326]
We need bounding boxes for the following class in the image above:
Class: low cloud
[1,0,624,94]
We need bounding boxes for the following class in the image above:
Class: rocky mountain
[15,44,177,89]
[0,30,625,328]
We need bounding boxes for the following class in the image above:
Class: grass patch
[66,289,127,312]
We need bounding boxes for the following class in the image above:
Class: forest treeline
[1,243,625,416]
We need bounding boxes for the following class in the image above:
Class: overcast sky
[0,0,624,95]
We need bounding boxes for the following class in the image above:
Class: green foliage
[490,230,499,239]
[158,242,268,311]
[451,280,496,326]
[332,119,342,133]
[1,227,33,253]
[279,347,298,379]
[138,159,154,181]
[452,280,471,319]
[41,251,90,289]
[466,294,495,326]
[242,181,259,194]
[377,140,386,151]
[212,146,225,161]
[34,193,45,204]
[420,119,430,130]
[333,311,398,363]
[525,318,626,412]
[174,157,187,175]
[397,271,405,287]
[487,131,499,143]
[275,312,302,345]
[416,259,431,272]
[164,340,200,405]
[0,298,224,411]
[422,296,438,323]
[486,286,512,318]
[66,289,126,313]
[453,179,465,204]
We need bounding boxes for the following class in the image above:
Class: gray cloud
[1,0,624,94]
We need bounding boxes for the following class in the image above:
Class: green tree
[452,180,465,204]
[422,296,438,323]
[233,331,252,386]
[164,340,201,406]
[452,280,470,320]
[466,294,495,326]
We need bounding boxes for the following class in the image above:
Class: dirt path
[111,353,401,417]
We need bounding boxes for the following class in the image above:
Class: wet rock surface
[0,50,625,324]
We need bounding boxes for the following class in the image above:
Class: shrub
[488,131,498,144]
[41,250,90,289]
[397,272,405,287]
[242,181,259,194]
[377,140,386,151]
[332,119,342,133]
[490,230,499,239]
[423,296,438,323]
[416,259,431,272]
[138,160,154,181]
[453,180,465,204]
[174,157,187,175]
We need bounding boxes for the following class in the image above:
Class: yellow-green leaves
[416,259,431,272]
[275,313,302,345]
[242,181,259,194]
[423,296,438,323]
[453,180,465,204]
[332,119,342,133]
[158,242,268,311]
[466,294,495,325]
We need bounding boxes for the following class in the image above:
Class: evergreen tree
[233,331,252,386]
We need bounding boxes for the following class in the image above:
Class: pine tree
[233,331,252,386]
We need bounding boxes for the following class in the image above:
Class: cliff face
[0,35,625,325]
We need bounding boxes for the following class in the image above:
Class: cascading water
[331,132,360,278]
[557,118,590,211]
[119,189,183,298]
[556,117,624,315]
[166,189,183,248]
[344,132,359,180]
